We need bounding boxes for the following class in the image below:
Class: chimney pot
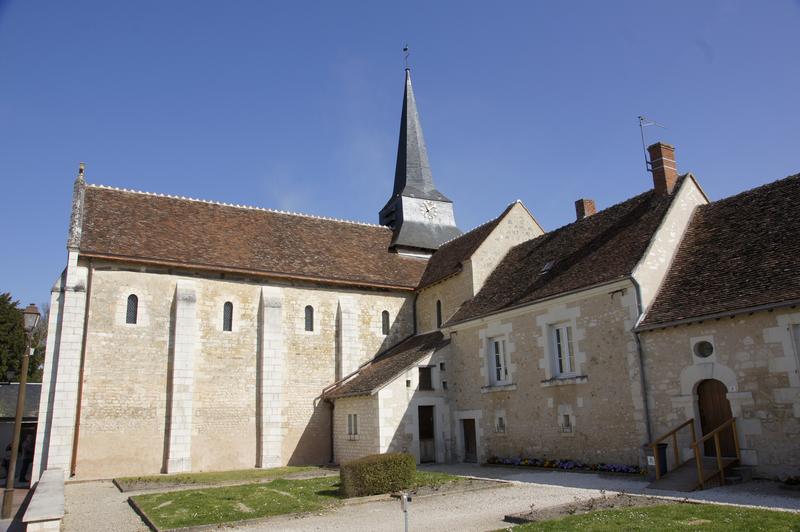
[648,142,678,195]
[575,198,596,220]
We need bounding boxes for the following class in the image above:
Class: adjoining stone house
[33,65,800,483]
[636,175,800,478]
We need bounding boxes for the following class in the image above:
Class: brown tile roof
[323,331,448,399]
[640,173,800,328]
[417,202,517,289]
[78,185,427,289]
[448,181,683,325]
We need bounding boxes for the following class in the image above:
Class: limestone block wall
[417,274,473,334]
[55,261,413,479]
[378,348,451,464]
[447,281,646,466]
[640,308,800,478]
[632,176,707,312]
[332,395,380,464]
[74,268,173,478]
[280,287,413,465]
[469,202,543,292]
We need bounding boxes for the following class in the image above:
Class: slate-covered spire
[392,69,449,202]
[379,68,461,255]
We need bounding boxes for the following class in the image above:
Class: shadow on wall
[161,294,177,473]
[287,399,332,465]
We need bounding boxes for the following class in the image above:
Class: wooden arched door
[697,379,736,457]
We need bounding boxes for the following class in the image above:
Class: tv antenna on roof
[638,115,667,173]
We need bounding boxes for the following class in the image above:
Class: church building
[33,67,800,488]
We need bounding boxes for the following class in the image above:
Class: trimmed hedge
[340,452,416,497]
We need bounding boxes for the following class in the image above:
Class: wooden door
[418,405,435,463]
[697,379,736,457]
[462,419,477,463]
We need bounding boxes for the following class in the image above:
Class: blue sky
[1,0,799,306]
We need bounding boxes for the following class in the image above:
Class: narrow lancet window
[126,294,138,324]
[223,301,233,331]
[436,300,443,329]
[305,305,314,332]
[381,310,390,335]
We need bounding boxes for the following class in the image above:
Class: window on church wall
[304,305,314,332]
[381,310,390,335]
[223,302,233,332]
[551,324,576,376]
[488,337,509,385]
[347,413,359,440]
[436,300,443,329]
[126,294,138,324]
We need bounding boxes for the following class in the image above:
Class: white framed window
[495,415,506,433]
[488,337,509,385]
[551,324,576,376]
[560,413,573,433]
[347,413,359,440]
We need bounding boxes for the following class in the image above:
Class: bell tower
[379,69,461,256]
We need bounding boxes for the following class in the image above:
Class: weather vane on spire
[403,44,410,70]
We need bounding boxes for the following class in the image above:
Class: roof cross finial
[403,44,410,70]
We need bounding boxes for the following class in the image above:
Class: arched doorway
[696,379,736,457]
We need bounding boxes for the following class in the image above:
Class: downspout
[630,277,653,443]
[70,258,93,476]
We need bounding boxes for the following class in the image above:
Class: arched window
[223,302,233,332]
[436,300,443,329]
[381,310,390,335]
[126,294,138,324]
[304,305,314,332]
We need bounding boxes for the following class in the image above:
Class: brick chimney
[648,142,678,195]
[574,198,596,220]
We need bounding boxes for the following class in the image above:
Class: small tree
[0,293,25,380]
[0,293,47,382]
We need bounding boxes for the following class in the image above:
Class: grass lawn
[116,465,320,491]
[507,503,800,531]
[132,470,464,529]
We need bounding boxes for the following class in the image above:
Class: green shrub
[340,452,416,497]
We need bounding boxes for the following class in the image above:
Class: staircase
[646,417,741,492]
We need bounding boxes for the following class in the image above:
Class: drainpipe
[327,399,335,464]
[630,277,653,443]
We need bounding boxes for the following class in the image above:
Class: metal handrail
[648,418,696,480]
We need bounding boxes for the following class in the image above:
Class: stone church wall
[68,265,413,479]
[640,308,800,478]
[332,395,380,464]
[446,281,646,466]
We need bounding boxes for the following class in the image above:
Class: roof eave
[78,251,420,291]
[636,298,800,332]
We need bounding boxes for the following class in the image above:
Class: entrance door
[462,419,477,463]
[418,405,435,463]
[697,379,736,457]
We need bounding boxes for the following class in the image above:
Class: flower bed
[486,456,642,474]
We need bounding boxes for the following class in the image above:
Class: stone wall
[469,202,543,292]
[332,395,379,464]
[57,262,413,479]
[640,307,800,478]
[447,281,646,466]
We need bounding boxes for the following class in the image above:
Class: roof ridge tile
[86,183,389,229]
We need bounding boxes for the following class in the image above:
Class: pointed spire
[392,69,449,201]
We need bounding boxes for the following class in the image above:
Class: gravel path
[64,481,148,532]
[60,464,800,531]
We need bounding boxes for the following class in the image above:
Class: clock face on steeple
[420,200,439,220]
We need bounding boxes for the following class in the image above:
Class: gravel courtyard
[62,464,800,532]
